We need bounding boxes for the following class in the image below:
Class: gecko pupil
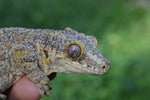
[68,44,81,58]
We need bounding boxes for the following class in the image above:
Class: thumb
[6,76,41,100]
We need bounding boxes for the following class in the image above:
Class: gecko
[0,27,110,100]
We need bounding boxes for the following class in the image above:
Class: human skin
[5,76,41,100]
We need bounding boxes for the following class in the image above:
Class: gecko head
[52,28,110,75]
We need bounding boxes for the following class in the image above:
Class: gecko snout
[104,60,110,68]
[101,60,110,73]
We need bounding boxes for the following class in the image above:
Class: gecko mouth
[64,59,110,75]
[88,59,110,75]
[86,64,109,75]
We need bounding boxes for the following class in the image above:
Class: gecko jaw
[63,58,110,75]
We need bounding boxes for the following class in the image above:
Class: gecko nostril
[102,65,105,69]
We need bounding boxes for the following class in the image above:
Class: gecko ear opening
[43,48,49,58]
[43,48,49,64]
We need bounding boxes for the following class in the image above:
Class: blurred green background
[0,0,150,100]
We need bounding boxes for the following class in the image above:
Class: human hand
[5,76,41,100]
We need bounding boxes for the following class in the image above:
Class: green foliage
[0,0,150,100]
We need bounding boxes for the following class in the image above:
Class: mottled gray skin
[0,27,110,100]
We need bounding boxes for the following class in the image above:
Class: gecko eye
[68,45,81,58]
[66,42,83,59]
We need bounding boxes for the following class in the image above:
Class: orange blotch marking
[8,62,11,66]
[26,34,34,39]
[2,42,10,48]
[43,47,49,51]
[13,70,16,72]
[15,36,23,42]
[5,73,8,77]
[25,48,30,52]
[2,84,6,87]
[91,36,98,48]
[21,35,25,38]
[2,42,5,45]
[64,53,68,56]
[45,59,49,64]
[0,56,2,61]
[46,33,49,36]
[43,47,50,64]
[55,57,64,59]
[0,73,1,77]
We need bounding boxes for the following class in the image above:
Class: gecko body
[0,27,110,100]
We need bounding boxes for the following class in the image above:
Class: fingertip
[7,76,40,100]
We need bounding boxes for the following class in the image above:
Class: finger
[6,76,41,100]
